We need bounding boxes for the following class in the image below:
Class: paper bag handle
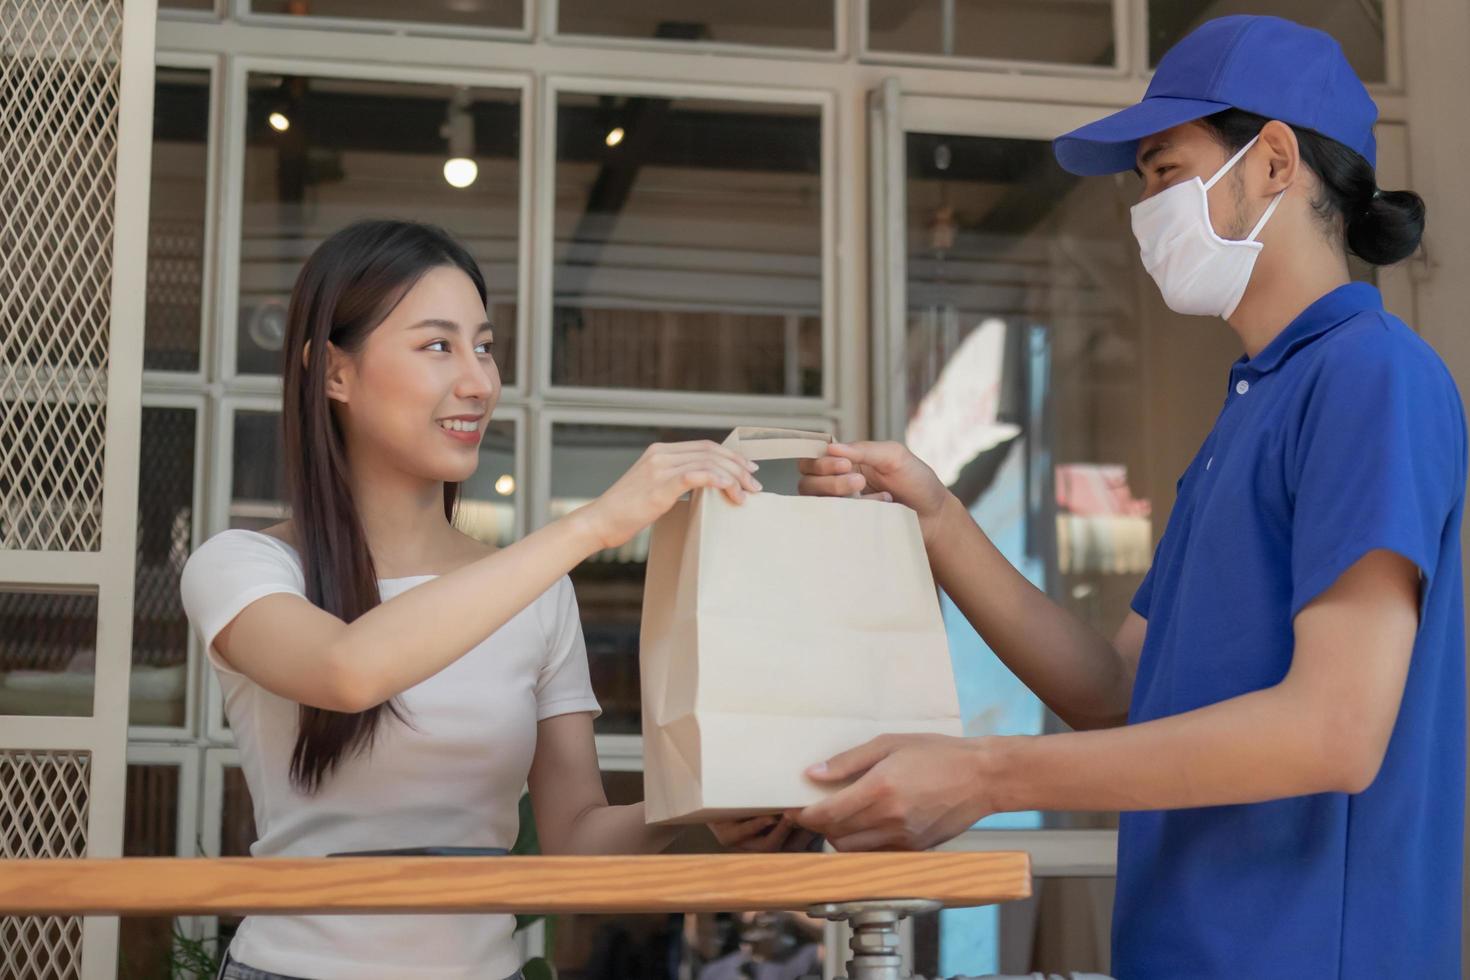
[722,427,833,462]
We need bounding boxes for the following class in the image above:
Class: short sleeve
[1289,331,1465,619]
[1130,562,1157,619]
[533,576,602,721]
[180,530,307,676]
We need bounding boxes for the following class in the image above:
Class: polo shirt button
[1236,379,1250,395]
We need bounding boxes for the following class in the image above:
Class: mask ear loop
[1245,190,1284,243]
[1203,134,1260,192]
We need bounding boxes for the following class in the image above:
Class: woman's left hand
[709,814,820,852]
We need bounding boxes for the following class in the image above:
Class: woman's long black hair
[280,219,487,792]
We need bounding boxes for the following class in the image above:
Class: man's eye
[1155,165,1176,178]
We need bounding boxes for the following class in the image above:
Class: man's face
[1134,121,1253,240]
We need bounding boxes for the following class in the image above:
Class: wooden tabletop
[0,852,1031,916]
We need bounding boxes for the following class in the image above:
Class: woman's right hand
[580,441,762,551]
[797,441,952,542]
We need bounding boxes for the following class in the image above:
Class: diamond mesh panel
[0,750,90,980]
[0,0,124,552]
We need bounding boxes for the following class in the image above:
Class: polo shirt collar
[1236,281,1384,378]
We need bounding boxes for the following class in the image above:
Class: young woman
[181,220,806,980]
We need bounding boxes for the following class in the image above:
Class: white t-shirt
[180,529,601,980]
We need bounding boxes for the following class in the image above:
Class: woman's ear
[322,341,353,405]
[1257,119,1300,194]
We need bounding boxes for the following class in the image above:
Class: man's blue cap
[1053,16,1378,176]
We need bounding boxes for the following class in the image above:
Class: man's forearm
[979,682,1363,815]
[925,495,1134,729]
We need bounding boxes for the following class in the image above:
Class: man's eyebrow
[1135,141,1170,176]
[408,318,495,333]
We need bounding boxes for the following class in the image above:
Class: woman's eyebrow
[407,318,494,333]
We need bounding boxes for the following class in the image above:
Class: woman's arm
[526,712,676,855]
[211,441,760,712]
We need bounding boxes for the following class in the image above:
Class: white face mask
[1130,135,1285,319]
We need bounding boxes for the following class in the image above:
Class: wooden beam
[0,852,1030,916]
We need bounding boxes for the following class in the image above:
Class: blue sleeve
[1288,331,1465,619]
[1130,562,1157,618]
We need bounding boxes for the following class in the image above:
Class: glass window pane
[119,763,183,979]
[557,0,836,49]
[913,876,1115,976]
[132,406,198,727]
[230,409,287,532]
[147,68,210,373]
[0,589,98,717]
[238,75,521,383]
[868,0,1116,66]
[551,423,804,734]
[1149,1,1385,82]
[249,0,523,31]
[553,93,823,395]
[161,0,214,11]
[900,131,1161,831]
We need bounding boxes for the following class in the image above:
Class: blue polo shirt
[1117,283,1466,979]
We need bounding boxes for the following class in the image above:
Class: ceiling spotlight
[268,111,290,132]
[443,157,478,189]
[441,88,477,189]
[605,126,625,148]
[494,474,516,496]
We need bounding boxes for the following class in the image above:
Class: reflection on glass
[1149,0,1385,82]
[0,589,98,717]
[557,0,836,49]
[147,68,210,372]
[458,419,518,547]
[119,764,182,979]
[553,93,823,395]
[552,423,799,734]
[132,407,197,727]
[868,0,1116,65]
[913,876,1115,976]
[902,131,1160,834]
[249,0,523,30]
[229,410,520,550]
[238,75,520,381]
[230,410,287,532]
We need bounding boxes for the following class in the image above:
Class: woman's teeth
[439,419,479,432]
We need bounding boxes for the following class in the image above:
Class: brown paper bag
[640,427,962,824]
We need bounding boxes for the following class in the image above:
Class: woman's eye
[425,340,450,353]
[475,341,494,356]
[1155,165,1176,179]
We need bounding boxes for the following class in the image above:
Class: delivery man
[792,15,1465,978]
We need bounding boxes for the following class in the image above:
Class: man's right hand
[796,441,953,545]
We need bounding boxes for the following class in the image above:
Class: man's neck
[1227,251,1352,359]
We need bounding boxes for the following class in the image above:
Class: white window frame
[542,0,849,62]
[537,75,839,415]
[124,744,206,948]
[217,57,535,400]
